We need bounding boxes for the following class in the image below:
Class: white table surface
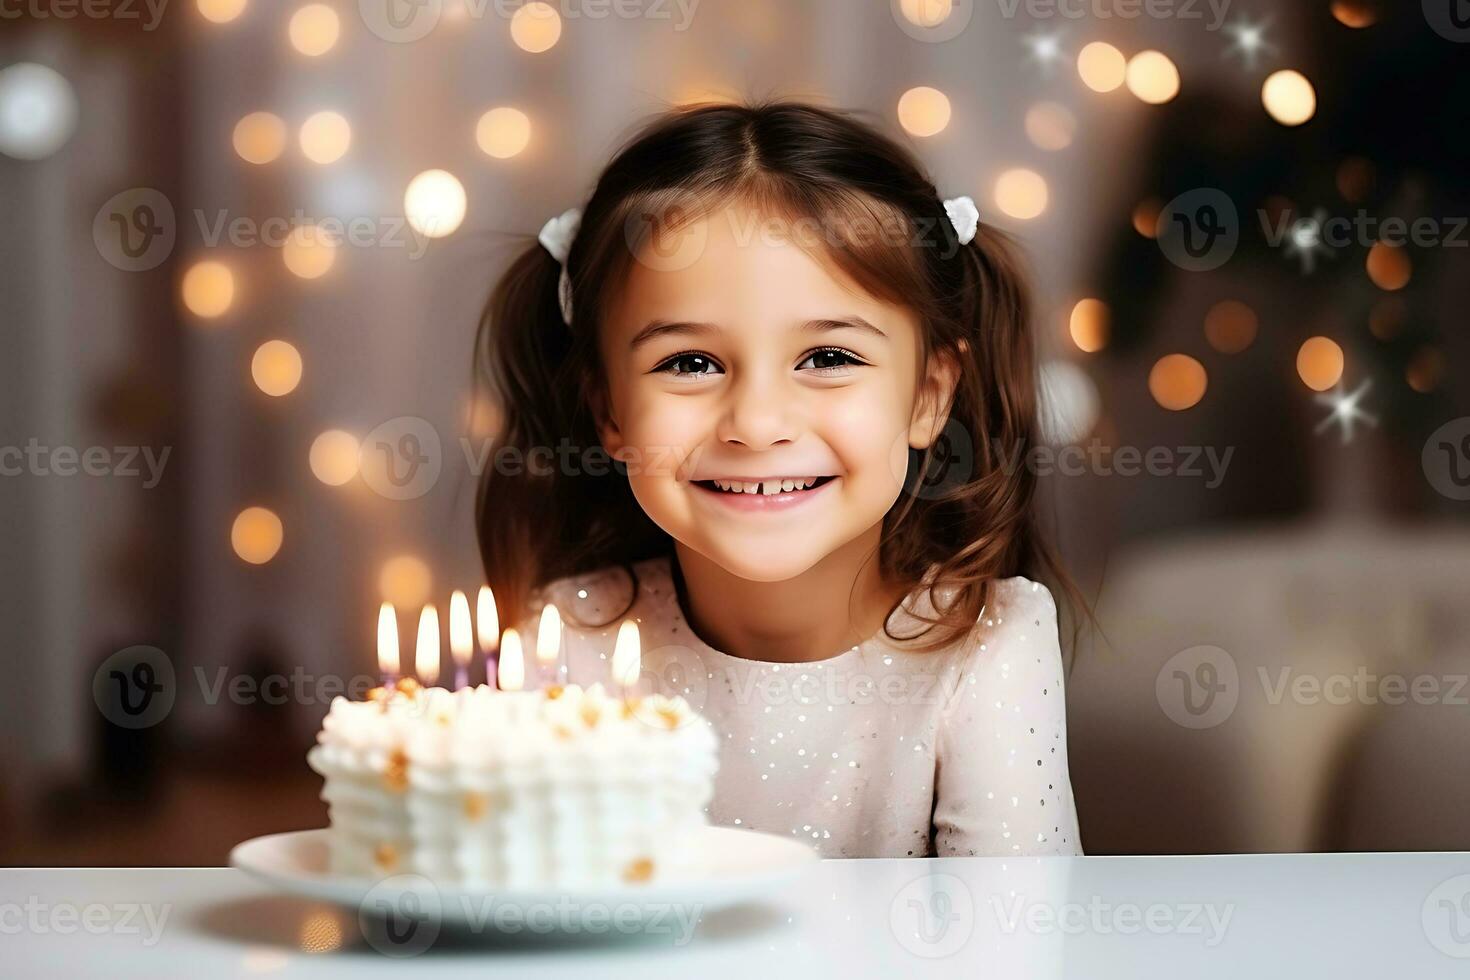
[6,851,1470,978]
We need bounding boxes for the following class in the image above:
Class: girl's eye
[798,347,866,374]
[654,351,723,377]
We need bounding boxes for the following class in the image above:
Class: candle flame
[376,602,399,676]
[612,619,641,689]
[499,628,524,691]
[415,604,440,686]
[536,603,561,665]
[449,590,472,666]
[476,585,498,651]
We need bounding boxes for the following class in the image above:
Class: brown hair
[475,98,1083,655]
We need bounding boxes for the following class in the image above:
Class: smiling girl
[474,100,1083,858]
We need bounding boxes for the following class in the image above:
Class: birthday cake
[306,679,720,888]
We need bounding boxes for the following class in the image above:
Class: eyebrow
[628,316,889,350]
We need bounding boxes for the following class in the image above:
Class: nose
[715,368,797,450]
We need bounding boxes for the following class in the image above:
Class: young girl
[474,100,1083,859]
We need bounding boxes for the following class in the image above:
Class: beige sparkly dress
[520,554,1083,859]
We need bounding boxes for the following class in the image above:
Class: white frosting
[307,681,720,887]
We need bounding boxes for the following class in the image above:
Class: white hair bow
[538,206,582,324]
[943,195,979,245]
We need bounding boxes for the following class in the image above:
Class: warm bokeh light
[1149,354,1208,411]
[289,4,340,56]
[1068,298,1109,353]
[1262,70,1316,126]
[899,0,954,28]
[1077,41,1127,93]
[1024,102,1076,151]
[231,507,283,565]
[476,107,531,159]
[896,86,951,137]
[510,1,562,53]
[1125,50,1180,105]
[1336,157,1374,203]
[404,169,467,239]
[1406,347,1446,393]
[994,168,1049,220]
[1330,1,1377,28]
[299,110,351,164]
[1369,296,1406,340]
[282,223,339,279]
[1366,241,1411,291]
[296,909,344,954]
[197,0,247,24]
[251,340,303,396]
[1204,300,1259,354]
[232,111,286,164]
[309,430,360,485]
[1297,336,1345,391]
[181,260,235,318]
[379,555,432,608]
[1132,198,1162,238]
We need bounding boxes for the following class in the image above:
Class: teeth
[709,477,821,494]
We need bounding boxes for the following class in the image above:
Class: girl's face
[596,202,956,583]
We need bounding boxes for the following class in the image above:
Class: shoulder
[943,575,1064,707]
[983,575,1059,629]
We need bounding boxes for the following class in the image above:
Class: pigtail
[474,239,662,628]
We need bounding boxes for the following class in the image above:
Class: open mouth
[691,475,837,497]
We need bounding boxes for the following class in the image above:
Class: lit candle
[536,603,563,687]
[498,627,524,691]
[377,602,399,688]
[415,604,440,687]
[477,585,499,691]
[612,619,640,697]
[449,590,472,690]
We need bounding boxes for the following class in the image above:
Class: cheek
[616,390,709,482]
[819,383,914,494]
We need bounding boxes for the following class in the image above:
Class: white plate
[230,827,818,932]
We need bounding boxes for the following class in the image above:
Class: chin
[684,536,830,585]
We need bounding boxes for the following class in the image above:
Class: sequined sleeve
[932,578,1083,857]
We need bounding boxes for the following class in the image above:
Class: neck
[671,528,908,663]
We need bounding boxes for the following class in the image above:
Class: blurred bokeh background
[1,0,1467,866]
